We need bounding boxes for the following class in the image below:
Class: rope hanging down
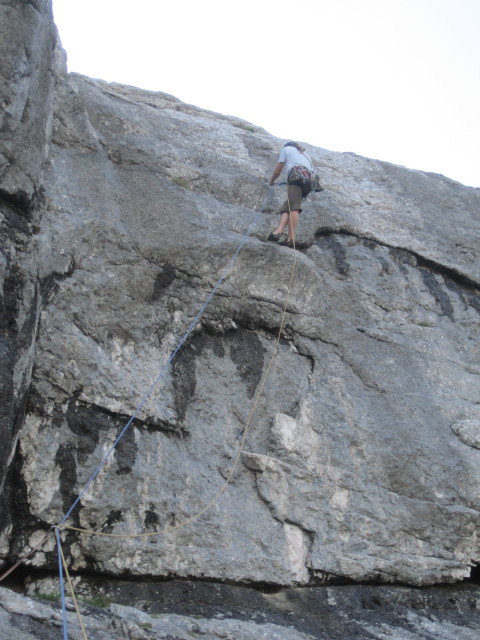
[1,185,300,640]
[61,241,298,539]
[56,195,298,640]
[60,191,299,540]
[57,208,298,640]
[55,528,68,640]
[58,187,275,527]
[57,532,89,640]
[0,187,275,586]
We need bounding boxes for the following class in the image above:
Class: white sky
[52,0,480,188]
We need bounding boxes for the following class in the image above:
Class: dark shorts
[280,182,311,213]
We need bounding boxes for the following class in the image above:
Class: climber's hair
[284,141,305,153]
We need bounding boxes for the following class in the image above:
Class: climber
[268,141,314,248]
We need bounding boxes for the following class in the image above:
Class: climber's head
[284,141,305,152]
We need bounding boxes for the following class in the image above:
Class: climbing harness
[0,184,300,640]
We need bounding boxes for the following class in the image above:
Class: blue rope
[59,187,274,525]
[55,528,68,640]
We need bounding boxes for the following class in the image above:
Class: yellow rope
[58,536,89,640]
[60,204,298,540]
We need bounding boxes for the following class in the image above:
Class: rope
[58,535,89,640]
[58,187,274,526]
[0,187,276,586]
[55,185,295,638]
[60,191,298,540]
[0,183,301,640]
[0,529,53,584]
[55,528,69,640]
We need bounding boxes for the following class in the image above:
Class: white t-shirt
[278,146,313,176]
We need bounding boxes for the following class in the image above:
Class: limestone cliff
[0,0,58,546]
[1,1,479,638]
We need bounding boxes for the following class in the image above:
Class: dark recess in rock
[0,189,33,219]
[151,264,176,301]
[198,324,227,357]
[55,442,78,515]
[0,203,31,240]
[470,563,480,584]
[0,340,14,460]
[171,341,196,423]
[6,574,480,640]
[228,328,265,398]
[103,509,123,533]
[170,327,266,422]
[315,235,350,276]
[66,401,102,465]
[0,196,42,523]
[362,238,377,251]
[420,269,455,320]
[464,290,480,315]
[115,423,137,475]
[444,277,480,316]
[144,503,159,529]
[18,288,39,354]
[389,246,418,269]
[1,263,24,340]
[68,396,175,441]
[39,261,76,305]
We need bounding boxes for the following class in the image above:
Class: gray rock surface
[9,68,478,587]
[4,582,480,640]
[0,0,58,555]
[0,0,479,626]
[452,419,480,450]
[0,0,57,204]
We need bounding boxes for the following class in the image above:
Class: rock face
[1,0,479,609]
[0,0,57,204]
[2,583,480,640]
[0,0,58,553]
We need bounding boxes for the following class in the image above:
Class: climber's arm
[269,162,285,186]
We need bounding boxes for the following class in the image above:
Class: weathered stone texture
[3,583,480,640]
[0,0,57,203]
[0,0,58,552]
[7,70,478,588]
[1,0,479,611]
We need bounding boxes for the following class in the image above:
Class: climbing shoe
[268,232,281,243]
[280,239,295,249]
